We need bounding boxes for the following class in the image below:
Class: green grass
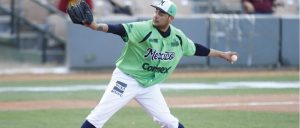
[0,80,109,87]
[177,108,299,128]
[0,109,88,128]
[162,88,299,96]
[0,71,298,87]
[0,88,298,101]
[1,77,298,86]
[165,75,299,83]
[0,108,298,128]
[0,91,103,101]
[0,71,298,128]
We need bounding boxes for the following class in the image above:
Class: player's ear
[168,16,174,22]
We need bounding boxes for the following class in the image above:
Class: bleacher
[92,0,299,17]
[0,0,66,65]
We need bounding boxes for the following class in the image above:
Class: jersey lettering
[144,48,175,61]
[142,63,171,73]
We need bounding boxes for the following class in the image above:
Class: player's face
[152,9,174,31]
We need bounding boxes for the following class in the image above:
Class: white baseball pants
[86,68,179,128]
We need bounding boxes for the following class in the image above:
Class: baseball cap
[151,0,177,17]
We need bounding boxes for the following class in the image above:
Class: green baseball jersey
[116,20,196,87]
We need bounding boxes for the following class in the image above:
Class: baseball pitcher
[67,0,238,128]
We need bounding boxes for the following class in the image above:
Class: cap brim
[150,5,168,14]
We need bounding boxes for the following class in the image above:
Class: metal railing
[0,0,67,63]
[0,0,66,44]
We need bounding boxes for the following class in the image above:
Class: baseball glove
[67,0,93,25]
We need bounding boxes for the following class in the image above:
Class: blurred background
[0,1,299,128]
[0,0,299,73]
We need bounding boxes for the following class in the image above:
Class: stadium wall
[67,15,299,69]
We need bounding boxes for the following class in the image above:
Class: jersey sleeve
[177,30,196,56]
[122,21,151,44]
[107,24,126,37]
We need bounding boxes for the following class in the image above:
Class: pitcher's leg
[81,120,96,128]
[135,86,183,128]
[83,68,139,128]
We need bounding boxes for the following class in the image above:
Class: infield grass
[0,69,298,87]
[0,70,298,128]
[0,88,298,101]
[0,108,298,128]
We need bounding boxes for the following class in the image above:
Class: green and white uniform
[85,1,193,128]
[86,20,196,128]
[118,20,196,87]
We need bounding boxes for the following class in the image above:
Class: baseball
[231,55,238,62]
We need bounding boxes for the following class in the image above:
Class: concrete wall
[281,16,299,66]
[172,16,209,66]
[209,15,280,67]
[67,15,299,69]
[67,19,135,69]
